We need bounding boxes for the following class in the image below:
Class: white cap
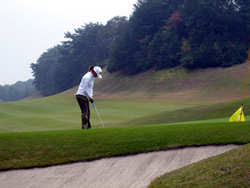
[93,66,102,79]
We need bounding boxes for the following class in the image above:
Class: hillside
[31,1,250,97]
[22,91,44,100]
[63,62,250,102]
[2,62,250,188]
[7,62,249,132]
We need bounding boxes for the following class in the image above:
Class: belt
[76,94,87,98]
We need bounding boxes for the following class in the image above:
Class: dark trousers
[76,95,91,129]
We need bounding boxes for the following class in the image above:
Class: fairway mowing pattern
[0,96,196,132]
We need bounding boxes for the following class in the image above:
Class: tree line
[0,79,36,102]
[31,0,250,96]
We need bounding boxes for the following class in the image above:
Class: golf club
[92,102,105,128]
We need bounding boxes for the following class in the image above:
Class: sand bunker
[0,145,238,188]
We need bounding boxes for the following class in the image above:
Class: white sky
[0,0,136,85]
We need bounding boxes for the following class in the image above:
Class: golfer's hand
[90,98,94,103]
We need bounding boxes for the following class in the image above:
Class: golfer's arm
[82,79,93,99]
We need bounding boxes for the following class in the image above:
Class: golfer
[75,65,102,129]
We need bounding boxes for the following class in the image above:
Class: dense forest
[31,0,250,96]
[0,79,36,102]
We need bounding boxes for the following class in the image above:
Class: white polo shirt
[76,72,94,99]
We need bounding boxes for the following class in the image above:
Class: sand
[0,145,238,188]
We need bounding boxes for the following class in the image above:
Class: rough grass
[93,63,250,101]
[0,122,250,171]
[149,143,250,188]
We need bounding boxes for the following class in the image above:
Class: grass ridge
[1,121,250,171]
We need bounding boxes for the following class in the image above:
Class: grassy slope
[0,96,196,132]
[1,63,250,186]
[90,63,250,101]
[21,91,44,101]
[1,93,250,132]
[1,122,250,171]
[16,62,247,130]
[149,143,250,188]
[117,98,250,127]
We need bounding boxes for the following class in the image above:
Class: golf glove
[90,98,94,103]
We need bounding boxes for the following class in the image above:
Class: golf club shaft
[93,103,105,128]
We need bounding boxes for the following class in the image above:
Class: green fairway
[1,122,250,171]
[0,95,196,132]
[2,92,250,132]
[0,95,79,132]
[113,97,250,127]
[1,89,250,186]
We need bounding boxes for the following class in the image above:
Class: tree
[0,79,36,101]
[180,0,249,69]
[109,0,183,74]
[108,26,139,74]
[31,18,130,95]
[30,46,62,96]
[30,0,250,96]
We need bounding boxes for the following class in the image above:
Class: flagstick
[240,38,250,121]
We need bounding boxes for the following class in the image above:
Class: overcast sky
[0,0,136,85]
